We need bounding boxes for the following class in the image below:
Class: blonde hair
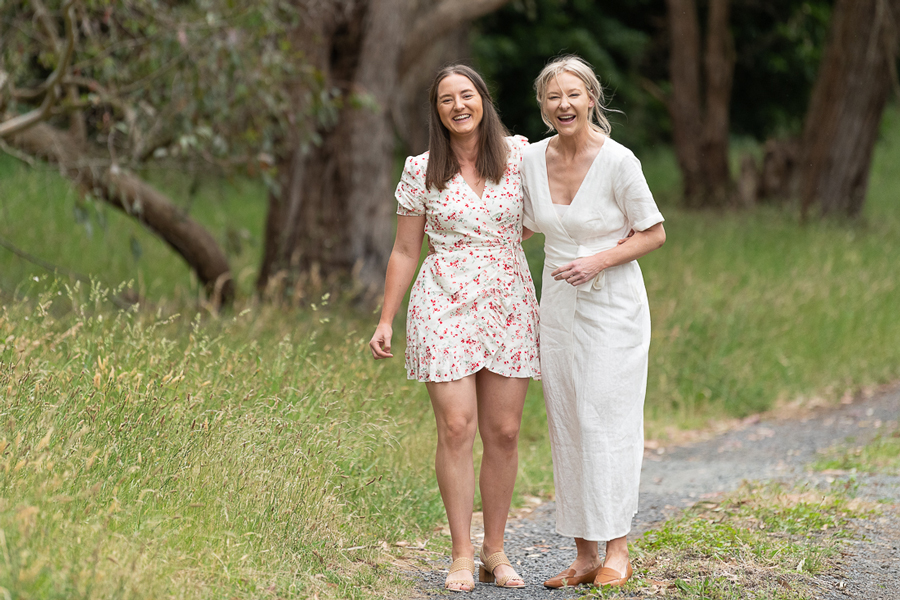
[534,55,612,135]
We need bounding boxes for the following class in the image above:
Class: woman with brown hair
[369,65,540,592]
[522,55,666,589]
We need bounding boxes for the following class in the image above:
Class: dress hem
[554,508,639,542]
[406,362,541,383]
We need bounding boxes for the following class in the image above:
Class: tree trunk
[257,0,510,297]
[799,0,900,218]
[12,123,235,306]
[665,0,735,208]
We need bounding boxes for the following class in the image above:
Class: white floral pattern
[395,136,541,382]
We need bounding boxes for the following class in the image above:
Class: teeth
[453,115,470,121]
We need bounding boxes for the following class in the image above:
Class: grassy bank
[0,286,440,598]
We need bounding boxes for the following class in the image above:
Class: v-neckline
[542,136,606,209]
[458,173,488,201]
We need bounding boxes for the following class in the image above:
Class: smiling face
[436,73,484,139]
[542,71,595,137]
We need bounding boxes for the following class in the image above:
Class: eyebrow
[438,88,476,100]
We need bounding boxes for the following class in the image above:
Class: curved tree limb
[398,0,511,77]
[10,123,235,307]
[0,0,77,139]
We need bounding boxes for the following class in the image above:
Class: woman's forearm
[593,223,665,271]
[378,251,420,325]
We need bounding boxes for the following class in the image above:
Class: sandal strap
[448,557,475,575]
[495,571,524,587]
[480,550,512,572]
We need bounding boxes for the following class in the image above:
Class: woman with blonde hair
[521,55,666,589]
[369,64,540,592]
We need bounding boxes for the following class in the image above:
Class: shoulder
[602,137,639,165]
[522,136,552,162]
[401,151,430,180]
[505,134,529,151]
[504,135,529,162]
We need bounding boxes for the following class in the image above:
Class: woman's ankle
[451,545,475,560]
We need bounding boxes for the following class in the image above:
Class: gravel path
[412,386,900,598]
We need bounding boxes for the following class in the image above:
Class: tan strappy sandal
[444,556,475,593]
[478,549,525,588]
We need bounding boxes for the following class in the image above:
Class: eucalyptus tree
[2,0,514,303]
[798,0,900,218]
[1,0,317,305]
[256,0,513,296]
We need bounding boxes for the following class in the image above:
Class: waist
[543,238,618,270]
[432,239,522,255]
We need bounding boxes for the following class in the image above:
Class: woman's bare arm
[551,223,665,287]
[369,215,426,358]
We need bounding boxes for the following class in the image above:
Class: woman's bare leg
[475,369,529,584]
[570,537,602,572]
[427,376,479,590]
[602,535,630,575]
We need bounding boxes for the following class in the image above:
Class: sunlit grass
[813,427,900,474]
[0,282,438,599]
[614,481,876,600]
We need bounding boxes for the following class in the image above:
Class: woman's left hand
[551,255,604,287]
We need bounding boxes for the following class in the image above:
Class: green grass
[604,481,875,600]
[0,161,266,302]
[0,284,441,598]
[633,105,900,431]
[1,106,899,598]
[813,427,900,474]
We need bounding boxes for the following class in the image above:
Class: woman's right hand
[369,323,394,359]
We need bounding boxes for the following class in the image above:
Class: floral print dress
[395,136,541,382]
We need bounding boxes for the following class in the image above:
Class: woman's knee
[483,421,521,450]
[437,414,477,448]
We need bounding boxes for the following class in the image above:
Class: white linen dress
[521,136,664,541]
[396,136,541,383]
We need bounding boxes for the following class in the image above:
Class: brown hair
[425,65,510,192]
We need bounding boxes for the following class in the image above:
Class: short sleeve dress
[396,136,541,383]
[521,136,664,541]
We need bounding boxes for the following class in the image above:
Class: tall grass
[0,282,448,598]
[634,106,900,430]
[0,107,899,597]
[0,161,266,301]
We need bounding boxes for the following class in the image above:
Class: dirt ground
[413,384,900,598]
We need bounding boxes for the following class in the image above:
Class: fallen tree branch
[10,123,235,307]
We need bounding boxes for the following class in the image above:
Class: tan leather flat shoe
[593,562,633,587]
[543,563,602,588]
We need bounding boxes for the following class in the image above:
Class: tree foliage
[472,0,667,149]
[473,0,834,151]
[1,0,330,176]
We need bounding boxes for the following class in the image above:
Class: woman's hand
[617,229,635,245]
[369,323,394,359]
[551,254,605,287]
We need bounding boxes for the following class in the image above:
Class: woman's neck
[553,126,604,160]
[450,132,480,168]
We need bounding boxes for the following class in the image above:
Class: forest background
[1,0,899,598]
